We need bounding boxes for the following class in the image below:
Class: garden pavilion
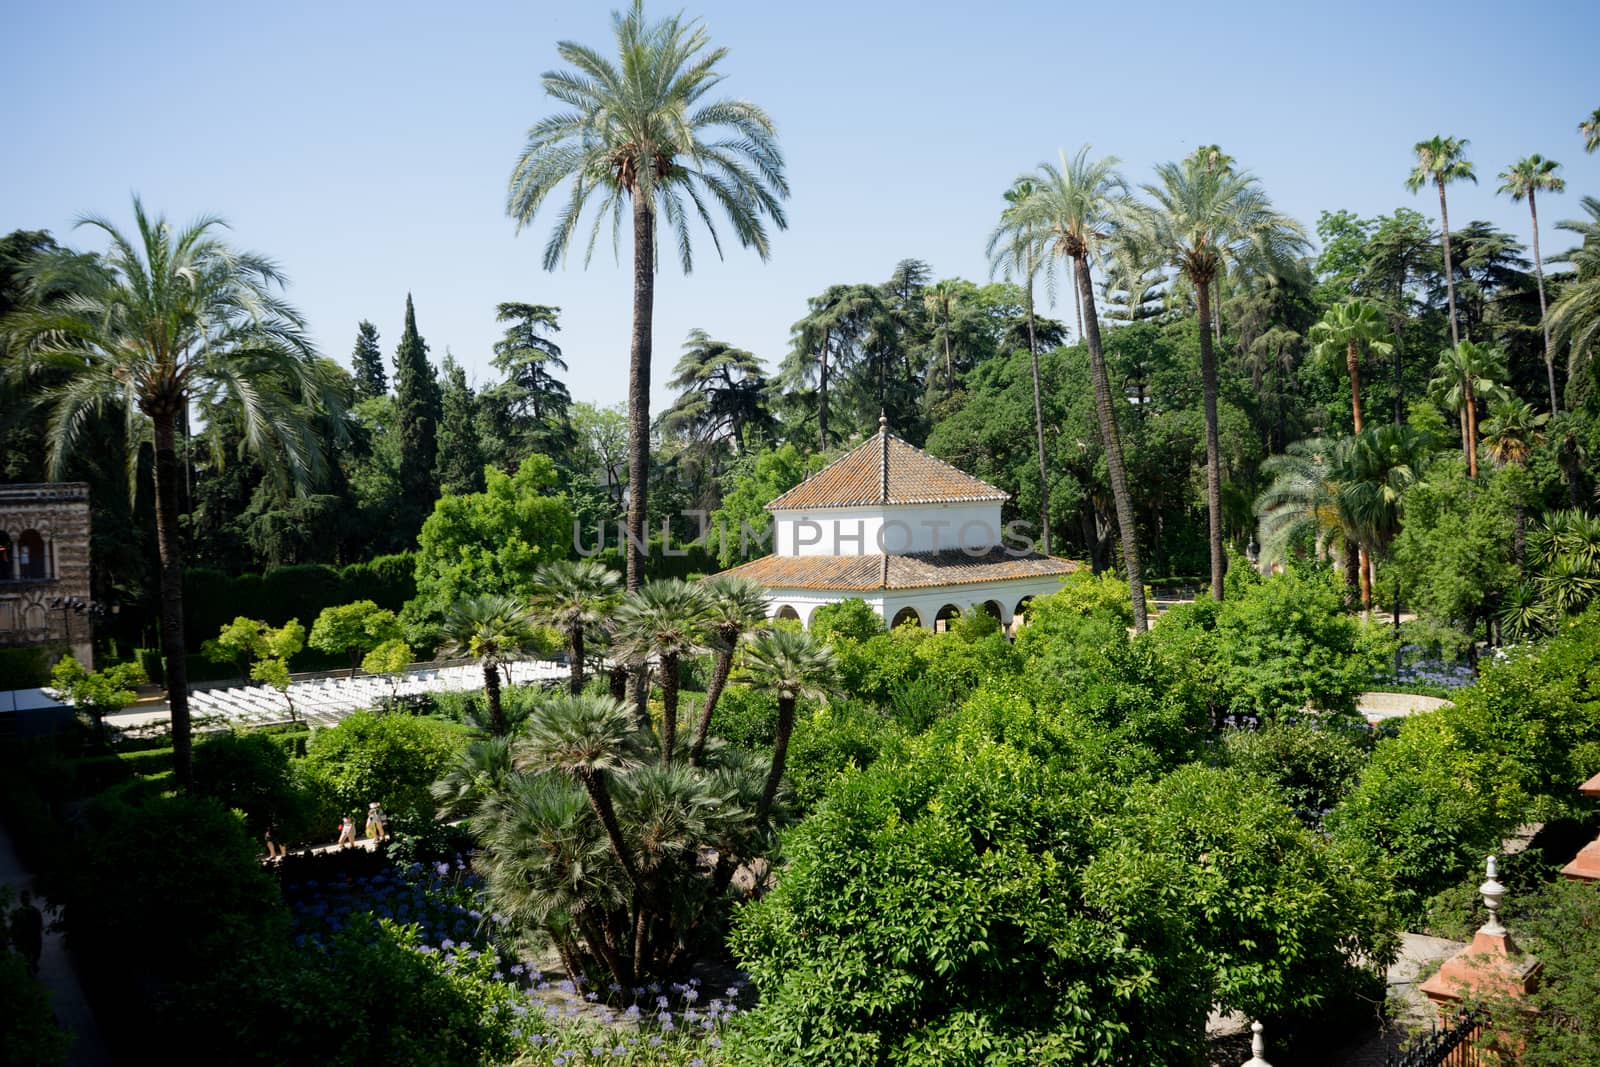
[719,417,1078,631]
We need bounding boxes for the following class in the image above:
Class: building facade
[0,483,93,669]
[721,420,1077,630]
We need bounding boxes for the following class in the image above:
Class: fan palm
[737,628,839,822]
[1309,300,1393,433]
[1480,399,1549,469]
[1134,156,1308,599]
[438,594,540,737]
[1429,341,1509,478]
[1335,425,1431,610]
[1405,136,1476,349]
[506,1,789,591]
[1582,108,1600,154]
[516,693,644,896]
[1497,155,1566,414]
[611,578,713,765]
[534,558,622,694]
[688,575,770,767]
[1,199,329,789]
[1548,196,1600,404]
[1016,147,1149,629]
[431,736,516,821]
[987,177,1053,554]
[1255,438,1359,598]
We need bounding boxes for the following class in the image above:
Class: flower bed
[285,858,743,1064]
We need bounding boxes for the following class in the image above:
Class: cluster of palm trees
[986,144,1308,622]
[432,561,839,984]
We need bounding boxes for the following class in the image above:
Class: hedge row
[182,553,416,648]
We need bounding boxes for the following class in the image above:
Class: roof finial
[879,411,890,504]
[1480,854,1507,937]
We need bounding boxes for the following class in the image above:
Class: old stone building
[0,482,93,669]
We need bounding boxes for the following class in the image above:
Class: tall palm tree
[1429,341,1509,479]
[737,628,838,822]
[986,177,1053,554]
[922,278,966,400]
[1135,156,1308,599]
[506,1,789,592]
[1308,299,1394,433]
[611,578,713,765]
[1405,136,1476,349]
[439,594,541,737]
[2,199,328,789]
[1482,398,1550,564]
[1582,108,1600,154]
[1548,196,1600,405]
[1018,147,1149,628]
[784,283,884,449]
[1497,155,1566,415]
[533,558,622,694]
[687,575,769,767]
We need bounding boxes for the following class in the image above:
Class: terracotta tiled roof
[768,428,1008,510]
[720,549,1080,591]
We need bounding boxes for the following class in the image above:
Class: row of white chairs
[189,660,569,727]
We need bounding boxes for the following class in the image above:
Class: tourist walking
[10,889,44,977]
[337,811,358,848]
[365,802,387,843]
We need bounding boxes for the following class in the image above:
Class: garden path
[0,816,111,1066]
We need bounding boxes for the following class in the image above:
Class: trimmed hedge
[0,645,64,689]
[183,553,416,648]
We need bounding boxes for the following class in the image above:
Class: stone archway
[934,604,961,633]
[890,606,922,629]
[774,605,802,624]
[979,599,1003,621]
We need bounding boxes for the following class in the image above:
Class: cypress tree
[393,294,441,524]
[436,352,486,496]
[350,320,386,399]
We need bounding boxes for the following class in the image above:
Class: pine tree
[393,293,440,526]
[436,352,486,496]
[350,320,386,400]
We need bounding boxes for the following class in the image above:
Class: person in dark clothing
[11,889,45,977]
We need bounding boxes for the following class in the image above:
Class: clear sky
[5,0,1597,415]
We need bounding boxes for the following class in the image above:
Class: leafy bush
[0,952,70,1067]
[1221,721,1372,821]
[708,685,779,749]
[298,712,467,816]
[0,645,62,689]
[192,731,312,839]
[783,699,903,811]
[809,598,884,643]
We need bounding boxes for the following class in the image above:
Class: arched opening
[1013,596,1034,621]
[890,606,921,629]
[979,600,1003,621]
[933,604,961,633]
[774,605,801,624]
[0,532,12,580]
[17,530,46,580]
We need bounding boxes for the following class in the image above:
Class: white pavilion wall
[772,502,1004,557]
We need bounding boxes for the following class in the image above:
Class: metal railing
[1386,1010,1484,1067]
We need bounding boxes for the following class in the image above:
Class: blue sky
[4,0,1597,414]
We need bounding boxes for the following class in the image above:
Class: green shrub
[0,952,70,1067]
[0,645,61,689]
[134,647,164,686]
[810,598,884,643]
[297,712,467,816]
[193,731,311,838]
[783,700,903,811]
[708,685,779,749]
[1221,721,1371,820]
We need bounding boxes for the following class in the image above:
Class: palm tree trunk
[151,414,193,790]
[1438,179,1461,349]
[575,913,629,987]
[1465,380,1479,478]
[1196,280,1227,600]
[1358,545,1372,612]
[1529,191,1558,415]
[659,652,678,766]
[580,768,642,891]
[818,326,830,450]
[1343,537,1360,608]
[625,196,655,593]
[1346,339,1364,433]
[756,695,795,823]
[1071,261,1085,341]
[1026,266,1051,556]
[943,329,953,394]
[568,624,585,696]
[688,643,733,767]
[483,659,506,736]
[1077,253,1148,632]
